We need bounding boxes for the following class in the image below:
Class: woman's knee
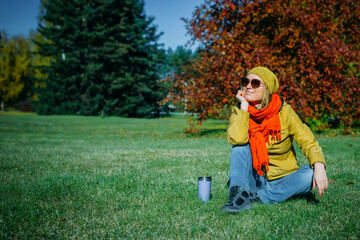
[303,165,314,188]
[298,165,314,185]
[230,144,252,167]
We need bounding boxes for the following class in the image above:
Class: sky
[0,0,204,50]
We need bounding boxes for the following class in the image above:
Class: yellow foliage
[0,31,50,105]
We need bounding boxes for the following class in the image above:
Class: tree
[165,46,194,76]
[35,0,165,117]
[160,46,196,112]
[0,31,35,108]
[168,0,360,131]
[30,31,51,94]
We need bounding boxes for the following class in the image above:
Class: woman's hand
[236,90,249,112]
[312,162,328,196]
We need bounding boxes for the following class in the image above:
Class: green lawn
[0,112,359,239]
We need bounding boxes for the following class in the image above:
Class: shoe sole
[221,204,253,213]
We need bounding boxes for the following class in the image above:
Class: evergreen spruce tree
[35,0,165,117]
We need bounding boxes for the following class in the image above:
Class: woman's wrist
[240,102,249,112]
[241,106,248,112]
[314,162,326,170]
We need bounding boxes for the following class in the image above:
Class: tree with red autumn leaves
[166,0,360,133]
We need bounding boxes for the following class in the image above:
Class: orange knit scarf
[248,94,282,176]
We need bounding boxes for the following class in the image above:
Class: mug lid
[198,176,211,181]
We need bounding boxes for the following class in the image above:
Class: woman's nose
[245,81,252,89]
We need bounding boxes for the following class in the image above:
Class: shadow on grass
[200,128,227,136]
[290,192,320,205]
[186,128,227,138]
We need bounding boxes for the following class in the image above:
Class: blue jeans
[229,144,314,204]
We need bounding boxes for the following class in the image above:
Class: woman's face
[243,74,267,105]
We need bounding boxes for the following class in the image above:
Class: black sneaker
[221,186,253,213]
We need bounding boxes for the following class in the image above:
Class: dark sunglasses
[241,77,265,89]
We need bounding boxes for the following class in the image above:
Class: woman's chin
[245,97,261,105]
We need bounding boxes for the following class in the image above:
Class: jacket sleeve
[287,106,326,167]
[226,106,250,145]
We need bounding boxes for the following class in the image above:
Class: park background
[1,0,359,238]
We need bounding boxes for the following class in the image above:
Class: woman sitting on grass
[221,67,328,213]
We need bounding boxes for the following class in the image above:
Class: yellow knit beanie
[247,67,279,94]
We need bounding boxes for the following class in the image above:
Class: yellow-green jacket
[227,101,326,180]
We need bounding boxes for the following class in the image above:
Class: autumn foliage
[167,0,360,132]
